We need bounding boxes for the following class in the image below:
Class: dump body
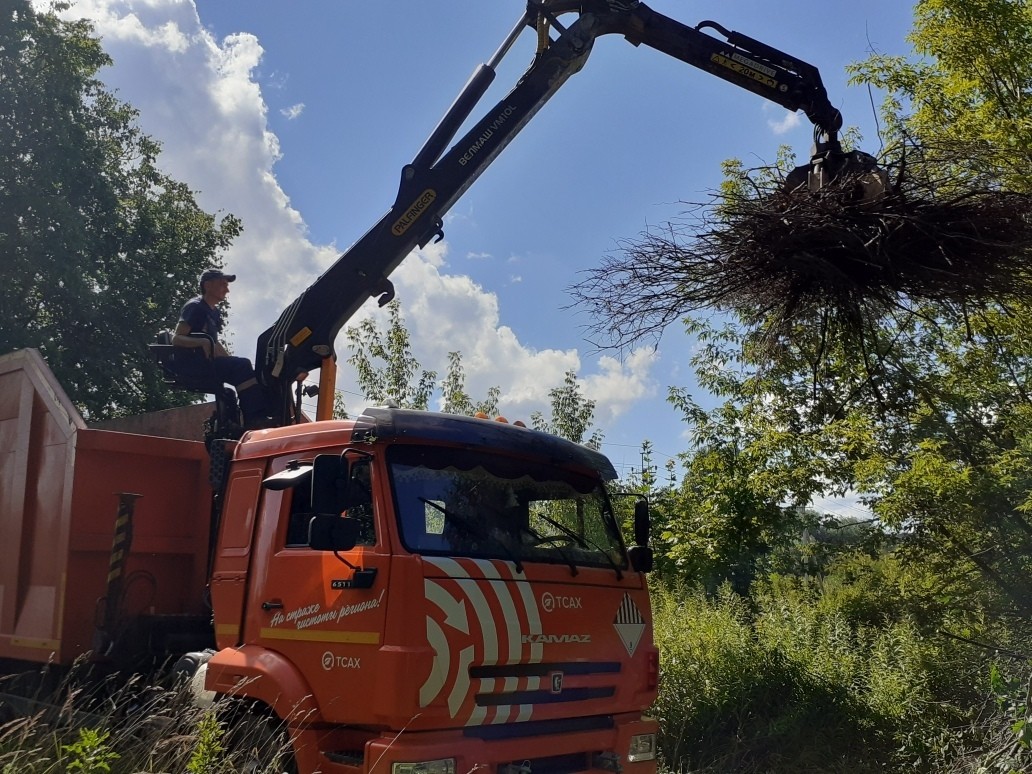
[0,349,213,666]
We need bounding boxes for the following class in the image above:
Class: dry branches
[570,151,1032,350]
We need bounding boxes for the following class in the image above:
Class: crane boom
[255,0,849,423]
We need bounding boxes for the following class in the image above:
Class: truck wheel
[0,697,15,726]
[170,650,217,709]
[230,711,297,774]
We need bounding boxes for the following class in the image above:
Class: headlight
[627,732,657,762]
[391,759,456,774]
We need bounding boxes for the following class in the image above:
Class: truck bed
[0,349,214,665]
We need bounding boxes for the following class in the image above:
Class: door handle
[261,600,284,611]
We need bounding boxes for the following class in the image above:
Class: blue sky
[60,0,912,505]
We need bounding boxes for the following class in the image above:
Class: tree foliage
[849,0,1032,193]
[646,0,1032,629]
[342,302,604,448]
[0,1,241,419]
[824,0,1032,624]
[530,370,603,448]
[345,300,437,410]
[638,321,831,592]
[440,350,500,417]
[343,299,501,418]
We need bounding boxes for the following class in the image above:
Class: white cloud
[765,106,802,135]
[583,349,659,425]
[60,0,194,51]
[57,0,658,422]
[280,102,305,120]
[58,0,331,357]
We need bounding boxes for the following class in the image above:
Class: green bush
[651,583,760,764]
[651,575,985,772]
[652,582,886,773]
[755,575,965,767]
[62,728,119,774]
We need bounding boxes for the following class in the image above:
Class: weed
[62,727,119,773]
[186,711,227,774]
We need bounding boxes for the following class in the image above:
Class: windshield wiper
[418,497,524,574]
[520,524,579,577]
[537,513,623,581]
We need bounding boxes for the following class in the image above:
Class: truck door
[244,456,390,722]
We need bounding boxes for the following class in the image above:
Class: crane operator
[173,269,277,430]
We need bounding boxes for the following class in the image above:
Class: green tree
[0,1,241,419]
[637,0,1032,626]
[345,299,437,409]
[530,369,603,448]
[666,305,1032,619]
[440,350,500,416]
[344,299,502,415]
[344,303,603,444]
[646,352,824,593]
[828,0,1032,622]
[849,0,1032,193]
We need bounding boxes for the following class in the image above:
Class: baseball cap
[199,268,236,292]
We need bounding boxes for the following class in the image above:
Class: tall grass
[0,669,293,774]
[652,577,1031,773]
[652,583,888,773]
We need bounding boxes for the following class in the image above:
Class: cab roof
[238,406,617,480]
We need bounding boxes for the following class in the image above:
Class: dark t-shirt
[179,296,223,340]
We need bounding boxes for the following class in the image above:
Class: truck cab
[205,407,659,772]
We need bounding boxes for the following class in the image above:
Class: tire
[229,711,298,774]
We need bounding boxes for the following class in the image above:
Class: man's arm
[172,321,214,359]
[173,298,232,358]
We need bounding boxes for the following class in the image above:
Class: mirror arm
[334,550,359,571]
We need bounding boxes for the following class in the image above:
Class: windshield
[388,445,625,570]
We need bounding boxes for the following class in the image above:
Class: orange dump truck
[0,349,659,772]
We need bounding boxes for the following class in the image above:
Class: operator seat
[149,331,243,443]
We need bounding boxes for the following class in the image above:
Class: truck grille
[475,686,613,705]
[470,661,621,678]
[468,660,620,711]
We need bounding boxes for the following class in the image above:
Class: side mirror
[628,545,654,573]
[633,498,650,546]
[312,454,349,515]
[630,498,652,573]
[309,513,360,552]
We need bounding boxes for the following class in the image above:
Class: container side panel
[90,402,215,442]
[13,391,72,637]
[0,366,75,661]
[60,430,211,663]
[11,586,58,642]
[0,378,30,640]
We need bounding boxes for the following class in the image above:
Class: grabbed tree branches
[571,146,1032,349]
